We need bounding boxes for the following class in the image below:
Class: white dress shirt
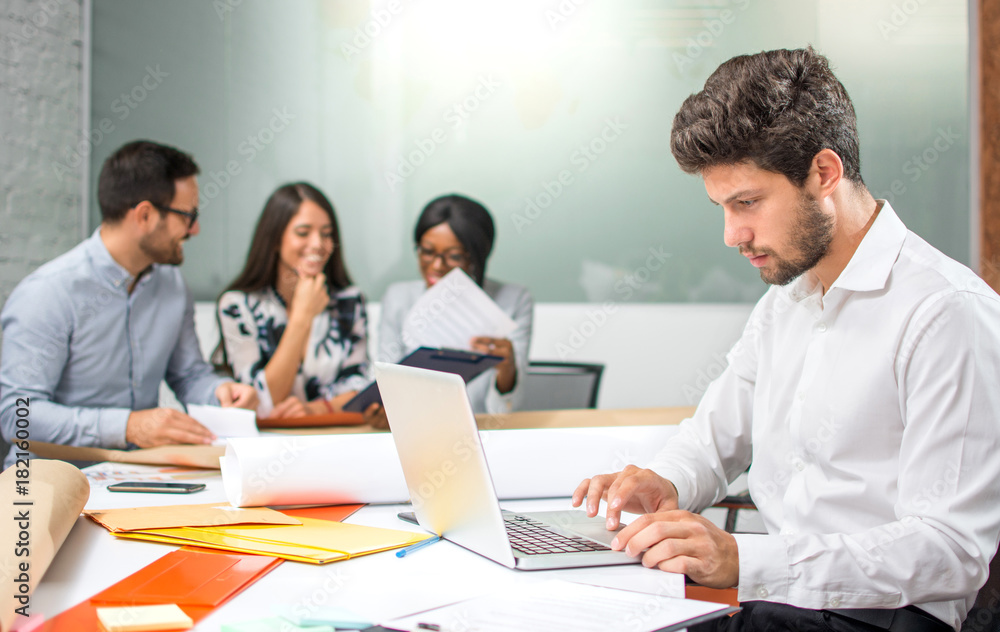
[648,202,1000,630]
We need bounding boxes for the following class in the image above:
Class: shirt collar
[85,227,139,291]
[782,200,907,302]
[828,200,907,293]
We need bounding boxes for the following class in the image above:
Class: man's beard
[742,192,834,286]
[139,227,184,266]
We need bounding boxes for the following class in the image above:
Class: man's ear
[130,201,160,232]
[809,149,843,200]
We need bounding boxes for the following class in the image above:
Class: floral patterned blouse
[217,285,370,412]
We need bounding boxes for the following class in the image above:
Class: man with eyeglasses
[0,140,257,466]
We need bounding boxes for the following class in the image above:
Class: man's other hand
[216,382,258,409]
[612,510,739,588]
[126,408,215,447]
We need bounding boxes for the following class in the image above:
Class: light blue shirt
[0,228,226,462]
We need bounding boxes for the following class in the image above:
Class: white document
[188,404,259,444]
[536,564,685,599]
[401,268,517,350]
[220,426,677,507]
[385,580,734,632]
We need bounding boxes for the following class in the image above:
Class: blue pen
[396,535,441,558]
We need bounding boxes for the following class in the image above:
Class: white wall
[193,301,754,409]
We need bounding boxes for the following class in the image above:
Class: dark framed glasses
[416,245,468,267]
[153,203,199,228]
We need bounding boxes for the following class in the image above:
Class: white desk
[34,475,680,630]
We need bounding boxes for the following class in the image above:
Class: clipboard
[344,346,502,413]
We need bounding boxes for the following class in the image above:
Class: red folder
[39,547,281,631]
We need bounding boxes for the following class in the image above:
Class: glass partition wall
[88,0,971,303]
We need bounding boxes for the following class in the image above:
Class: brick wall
[0,0,84,334]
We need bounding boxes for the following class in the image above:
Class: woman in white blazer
[379,194,533,415]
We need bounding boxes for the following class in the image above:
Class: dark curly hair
[670,47,864,188]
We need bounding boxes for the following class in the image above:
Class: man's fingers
[622,514,693,557]
[571,478,592,507]
[586,475,614,517]
[610,511,651,550]
[172,412,215,438]
[653,554,701,578]
[159,414,215,445]
[232,386,258,409]
[216,384,234,406]
[166,427,216,445]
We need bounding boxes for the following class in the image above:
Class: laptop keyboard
[504,514,612,556]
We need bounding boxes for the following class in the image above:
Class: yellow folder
[113,517,430,564]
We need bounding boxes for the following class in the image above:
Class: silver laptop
[374,362,639,570]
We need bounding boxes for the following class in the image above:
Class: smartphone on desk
[107,482,206,494]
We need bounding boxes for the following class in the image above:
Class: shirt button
[830,596,842,607]
[816,322,827,333]
[757,586,769,598]
[794,459,805,472]
[797,392,806,402]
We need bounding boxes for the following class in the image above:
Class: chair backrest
[521,361,605,411]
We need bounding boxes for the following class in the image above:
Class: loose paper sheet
[401,268,517,350]
[536,564,685,599]
[385,580,733,632]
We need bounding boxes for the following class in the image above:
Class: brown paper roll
[0,459,89,631]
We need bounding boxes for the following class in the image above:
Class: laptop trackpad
[518,510,622,546]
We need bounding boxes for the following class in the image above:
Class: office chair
[713,492,757,533]
[520,361,605,411]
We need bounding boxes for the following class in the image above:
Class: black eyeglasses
[153,203,199,228]
[416,245,468,267]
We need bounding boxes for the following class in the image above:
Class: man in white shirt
[573,48,1000,631]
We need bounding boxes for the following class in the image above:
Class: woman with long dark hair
[379,194,533,414]
[215,182,374,421]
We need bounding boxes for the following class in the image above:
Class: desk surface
[36,473,691,630]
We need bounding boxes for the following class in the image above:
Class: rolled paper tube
[0,460,89,631]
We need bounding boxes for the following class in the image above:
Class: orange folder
[38,547,281,631]
[277,504,363,523]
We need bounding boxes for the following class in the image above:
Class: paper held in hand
[401,268,517,350]
[188,404,259,445]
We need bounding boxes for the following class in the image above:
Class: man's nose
[723,208,751,248]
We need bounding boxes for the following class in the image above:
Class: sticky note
[95,604,193,632]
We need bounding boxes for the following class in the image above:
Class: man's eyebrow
[708,189,766,206]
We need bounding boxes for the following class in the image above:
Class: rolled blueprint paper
[222,426,678,507]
